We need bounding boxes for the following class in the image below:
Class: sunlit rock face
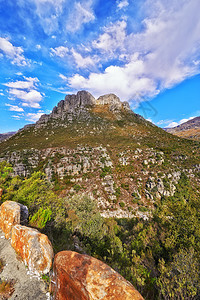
[36,90,131,127]
[51,251,144,300]
[0,201,28,239]
[11,224,54,275]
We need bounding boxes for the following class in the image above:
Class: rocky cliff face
[36,90,131,128]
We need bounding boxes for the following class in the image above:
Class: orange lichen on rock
[51,251,144,300]
[11,224,54,275]
[0,201,21,239]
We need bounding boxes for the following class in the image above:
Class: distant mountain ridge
[165,116,200,140]
[0,132,16,142]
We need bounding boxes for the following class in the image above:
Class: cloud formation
[117,0,129,10]
[68,0,200,103]
[4,77,43,108]
[6,104,24,112]
[166,116,196,128]
[0,37,28,66]
[50,46,69,58]
[66,1,95,32]
[26,112,44,122]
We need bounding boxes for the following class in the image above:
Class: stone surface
[0,201,28,239]
[51,251,144,300]
[0,229,48,300]
[11,224,54,275]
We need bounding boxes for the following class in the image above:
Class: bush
[29,207,52,229]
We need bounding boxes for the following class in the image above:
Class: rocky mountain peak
[36,90,131,127]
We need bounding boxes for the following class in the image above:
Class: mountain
[165,116,200,140]
[0,91,199,218]
[0,132,16,142]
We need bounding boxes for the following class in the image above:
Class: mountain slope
[165,116,200,140]
[0,91,199,218]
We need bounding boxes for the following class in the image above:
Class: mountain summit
[36,91,131,126]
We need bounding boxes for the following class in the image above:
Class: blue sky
[0,0,200,133]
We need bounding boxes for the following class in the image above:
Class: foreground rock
[0,201,28,239]
[11,225,53,275]
[0,229,48,299]
[51,251,144,300]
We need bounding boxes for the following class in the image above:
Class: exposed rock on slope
[165,116,200,140]
[51,250,144,300]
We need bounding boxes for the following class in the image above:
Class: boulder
[51,251,144,300]
[0,201,28,239]
[11,224,54,275]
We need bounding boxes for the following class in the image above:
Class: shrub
[29,207,52,229]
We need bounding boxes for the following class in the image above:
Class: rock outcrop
[51,251,144,300]
[11,224,54,275]
[0,201,28,239]
[36,90,131,127]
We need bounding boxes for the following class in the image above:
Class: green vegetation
[0,149,199,300]
[29,207,52,229]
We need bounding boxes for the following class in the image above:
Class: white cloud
[0,92,4,96]
[68,0,200,104]
[93,20,127,54]
[16,72,23,76]
[117,0,129,10]
[59,74,67,80]
[66,1,95,32]
[71,48,95,68]
[50,46,69,58]
[0,37,28,66]
[4,77,38,90]
[36,44,41,50]
[156,119,173,126]
[68,54,157,101]
[166,116,196,128]
[26,112,44,122]
[6,104,24,112]
[4,77,43,108]
[12,115,23,120]
[29,0,65,35]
